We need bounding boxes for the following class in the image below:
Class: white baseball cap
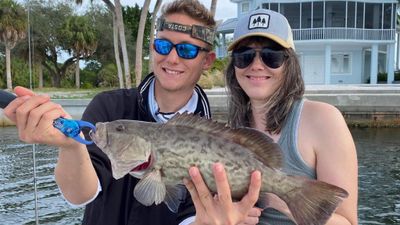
[228,9,295,51]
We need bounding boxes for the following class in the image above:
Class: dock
[1,84,399,127]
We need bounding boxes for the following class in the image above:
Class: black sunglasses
[153,38,210,59]
[232,47,287,69]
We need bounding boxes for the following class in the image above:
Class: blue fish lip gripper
[53,118,96,145]
[0,89,96,145]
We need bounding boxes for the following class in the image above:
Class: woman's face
[233,42,286,102]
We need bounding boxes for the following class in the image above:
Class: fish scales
[90,113,349,225]
[153,125,268,198]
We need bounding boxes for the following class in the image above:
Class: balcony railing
[292,28,395,41]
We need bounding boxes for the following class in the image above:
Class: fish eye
[115,124,125,132]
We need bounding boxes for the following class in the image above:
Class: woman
[225,8,358,225]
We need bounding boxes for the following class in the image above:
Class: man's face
[152,13,215,93]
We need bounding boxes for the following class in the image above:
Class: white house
[216,0,397,84]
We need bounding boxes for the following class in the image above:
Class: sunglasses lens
[261,49,286,69]
[154,39,173,55]
[232,48,256,69]
[176,44,199,59]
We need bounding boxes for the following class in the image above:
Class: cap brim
[227,32,291,51]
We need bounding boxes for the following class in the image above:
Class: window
[302,2,312,29]
[262,3,269,10]
[313,2,323,28]
[325,1,346,27]
[365,3,381,29]
[280,3,300,29]
[347,2,355,28]
[383,3,393,29]
[270,3,278,12]
[241,2,249,13]
[356,2,364,28]
[331,53,351,74]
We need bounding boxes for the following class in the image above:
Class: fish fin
[278,176,349,225]
[163,184,187,213]
[167,113,282,168]
[167,112,229,134]
[228,127,282,168]
[133,169,166,206]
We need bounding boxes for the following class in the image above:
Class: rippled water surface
[0,127,399,224]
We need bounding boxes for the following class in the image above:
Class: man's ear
[202,51,216,70]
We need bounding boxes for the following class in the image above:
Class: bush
[367,72,400,83]
[80,69,98,87]
[210,70,225,87]
[197,71,214,89]
[211,57,230,72]
[98,63,119,87]
[395,71,400,81]
[377,72,400,82]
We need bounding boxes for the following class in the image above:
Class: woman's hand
[184,163,262,225]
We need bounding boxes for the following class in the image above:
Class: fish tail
[277,176,349,225]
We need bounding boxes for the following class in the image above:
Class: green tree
[76,0,130,88]
[0,0,27,90]
[61,15,97,88]
[122,4,151,81]
[27,0,77,87]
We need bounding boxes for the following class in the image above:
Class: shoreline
[1,84,400,127]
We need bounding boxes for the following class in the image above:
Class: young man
[4,1,261,224]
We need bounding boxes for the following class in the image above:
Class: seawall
[1,85,399,127]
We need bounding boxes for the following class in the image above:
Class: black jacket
[81,73,210,225]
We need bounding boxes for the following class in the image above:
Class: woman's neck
[250,100,281,141]
[250,101,267,131]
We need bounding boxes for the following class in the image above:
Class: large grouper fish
[89,113,348,225]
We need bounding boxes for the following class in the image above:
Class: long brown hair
[225,36,304,134]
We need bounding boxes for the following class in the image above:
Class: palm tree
[210,0,218,17]
[148,0,162,71]
[0,0,27,90]
[61,16,97,89]
[114,0,132,88]
[135,0,151,86]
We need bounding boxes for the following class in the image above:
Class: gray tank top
[258,98,316,225]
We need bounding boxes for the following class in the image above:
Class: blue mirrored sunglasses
[153,38,210,59]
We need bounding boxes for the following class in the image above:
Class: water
[0,127,399,224]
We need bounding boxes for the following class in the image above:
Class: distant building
[216,0,397,84]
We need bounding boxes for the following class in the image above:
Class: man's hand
[184,163,262,225]
[3,86,78,148]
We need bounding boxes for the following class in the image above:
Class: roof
[216,17,238,33]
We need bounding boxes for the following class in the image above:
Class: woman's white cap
[228,9,295,51]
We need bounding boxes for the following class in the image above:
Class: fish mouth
[89,123,108,149]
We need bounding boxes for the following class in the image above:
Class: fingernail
[253,170,261,180]
[213,162,223,172]
[189,167,198,177]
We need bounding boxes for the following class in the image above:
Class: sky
[18,0,237,21]
[121,0,238,21]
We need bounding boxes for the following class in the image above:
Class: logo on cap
[248,13,270,29]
